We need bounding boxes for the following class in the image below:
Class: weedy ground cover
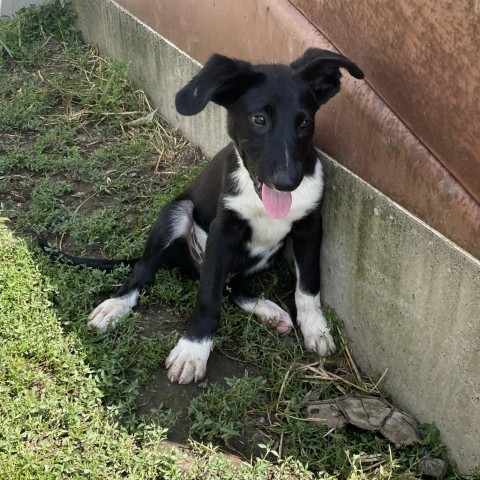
[1,3,474,479]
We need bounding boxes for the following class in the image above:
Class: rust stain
[291,0,480,204]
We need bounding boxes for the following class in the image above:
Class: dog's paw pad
[165,338,212,384]
[88,296,133,331]
[255,300,293,334]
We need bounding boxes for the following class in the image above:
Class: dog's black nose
[273,172,300,192]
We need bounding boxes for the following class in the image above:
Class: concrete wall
[69,1,228,158]
[70,0,480,473]
[0,0,53,17]
[321,156,480,472]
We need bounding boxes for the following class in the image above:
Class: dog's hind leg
[229,278,294,334]
[88,199,195,331]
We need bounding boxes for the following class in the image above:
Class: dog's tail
[38,236,138,272]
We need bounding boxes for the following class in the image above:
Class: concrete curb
[71,0,228,158]
[71,0,480,472]
[321,154,480,472]
[0,0,53,17]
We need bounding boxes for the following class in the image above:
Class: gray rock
[337,395,392,431]
[305,402,348,429]
[303,392,421,447]
[380,408,421,447]
[417,457,448,479]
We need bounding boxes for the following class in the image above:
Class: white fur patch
[168,200,194,246]
[224,153,324,253]
[187,221,208,268]
[244,244,282,275]
[295,289,336,356]
[88,289,139,332]
[192,222,207,251]
[165,337,212,384]
[236,298,293,333]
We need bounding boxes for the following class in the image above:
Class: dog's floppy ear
[291,48,364,106]
[176,54,263,116]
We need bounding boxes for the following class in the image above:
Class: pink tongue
[261,184,292,219]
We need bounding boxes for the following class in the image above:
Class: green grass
[0,221,177,478]
[0,221,337,479]
[1,3,477,479]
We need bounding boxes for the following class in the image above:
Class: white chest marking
[224,157,324,254]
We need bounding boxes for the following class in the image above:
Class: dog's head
[176,49,363,218]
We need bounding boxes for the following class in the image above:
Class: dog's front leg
[291,211,336,356]
[166,212,245,384]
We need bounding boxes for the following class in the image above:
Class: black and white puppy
[68,49,363,384]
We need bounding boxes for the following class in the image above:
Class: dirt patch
[135,303,261,454]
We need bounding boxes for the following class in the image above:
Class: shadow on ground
[134,304,260,455]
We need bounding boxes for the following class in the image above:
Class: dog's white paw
[253,300,293,333]
[236,298,293,333]
[88,290,139,332]
[165,338,212,384]
[300,318,336,356]
[88,298,131,331]
[296,292,336,356]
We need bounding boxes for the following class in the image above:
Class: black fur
[43,49,363,383]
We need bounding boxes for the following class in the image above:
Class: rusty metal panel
[114,0,480,258]
[291,0,480,204]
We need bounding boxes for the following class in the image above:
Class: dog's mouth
[251,174,263,197]
[251,173,293,219]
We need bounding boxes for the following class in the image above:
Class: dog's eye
[299,119,312,130]
[251,115,266,126]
